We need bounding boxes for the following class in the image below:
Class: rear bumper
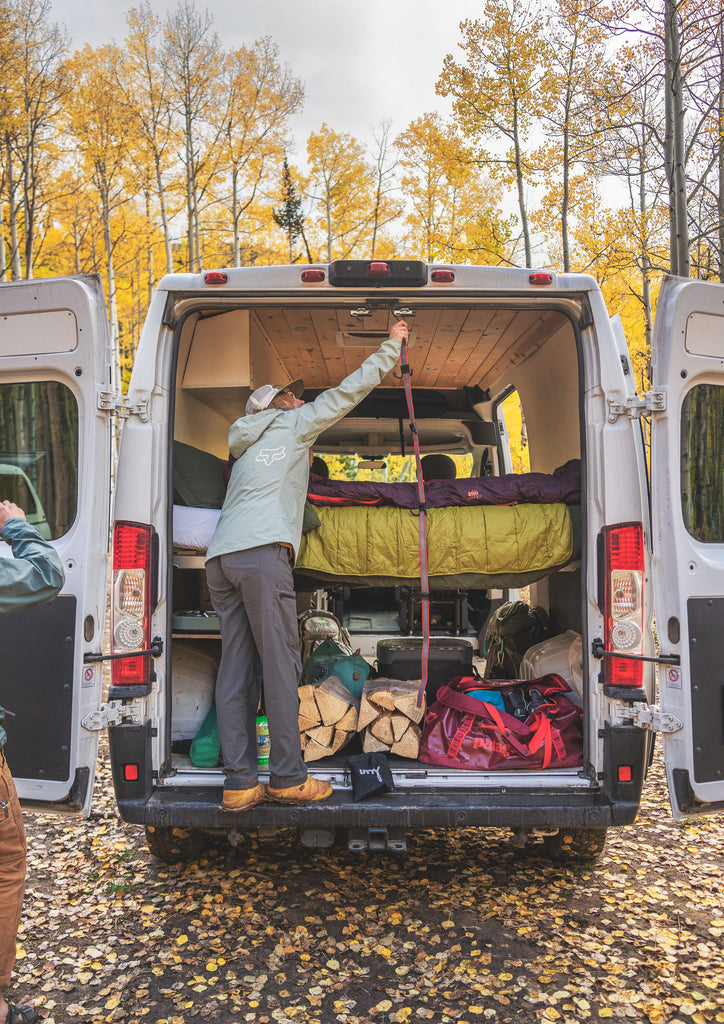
[116,783,637,830]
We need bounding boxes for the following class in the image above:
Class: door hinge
[97,391,150,422]
[610,701,683,734]
[81,699,144,732]
[607,391,666,423]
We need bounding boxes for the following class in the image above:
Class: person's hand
[390,320,409,342]
[0,500,26,530]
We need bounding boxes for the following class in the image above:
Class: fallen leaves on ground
[13,745,724,1024]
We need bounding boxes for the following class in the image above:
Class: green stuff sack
[190,704,221,767]
[300,639,371,700]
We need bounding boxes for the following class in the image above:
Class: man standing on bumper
[206,320,409,810]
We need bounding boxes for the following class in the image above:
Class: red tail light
[603,523,645,686]
[112,522,152,686]
[301,268,325,283]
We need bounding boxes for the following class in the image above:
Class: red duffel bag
[419,674,583,770]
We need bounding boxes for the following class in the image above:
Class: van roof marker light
[431,269,455,283]
[368,262,391,277]
[301,268,325,283]
[204,271,228,285]
[529,272,553,286]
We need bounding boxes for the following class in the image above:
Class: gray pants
[206,544,307,790]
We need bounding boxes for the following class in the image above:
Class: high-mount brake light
[328,260,427,287]
[301,268,325,283]
[603,523,645,687]
[529,272,553,286]
[204,271,228,285]
[431,269,455,283]
[112,522,153,687]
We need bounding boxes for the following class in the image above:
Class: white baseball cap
[245,378,304,415]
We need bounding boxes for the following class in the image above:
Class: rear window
[0,381,79,539]
[681,383,724,543]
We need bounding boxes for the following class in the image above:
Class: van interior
[167,296,586,787]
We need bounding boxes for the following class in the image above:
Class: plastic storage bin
[519,630,583,704]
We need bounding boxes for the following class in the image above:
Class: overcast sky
[48,0,485,159]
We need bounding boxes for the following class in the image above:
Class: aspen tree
[0,0,67,279]
[118,2,178,275]
[437,0,546,268]
[306,124,377,261]
[217,37,303,267]
[65,44,129,394]
[162,0,222,272]
[396,113,511,264]
[369,119,404,259]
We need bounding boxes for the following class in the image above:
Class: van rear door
[0,275,112,814]
[650,275,724,817]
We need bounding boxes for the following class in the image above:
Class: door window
[0,381,79,539]
[681,383,724,543]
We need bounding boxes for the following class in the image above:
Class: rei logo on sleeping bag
[257,446,286,466]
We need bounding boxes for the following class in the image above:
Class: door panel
[0,276,112,814]
[650,276,724,816]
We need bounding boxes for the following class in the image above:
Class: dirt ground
[12,746,724,1024]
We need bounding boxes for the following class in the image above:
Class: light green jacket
[206,335,403,563]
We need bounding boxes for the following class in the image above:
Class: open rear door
[0,275,112,814]
[650,276,724,818]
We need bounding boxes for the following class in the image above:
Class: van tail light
[112,522,152,687]
[603,523,645,686]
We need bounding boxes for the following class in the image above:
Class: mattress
[172,501,580,591]
[173,505,220,552]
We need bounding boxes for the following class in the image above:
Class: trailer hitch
[348,827,407,853]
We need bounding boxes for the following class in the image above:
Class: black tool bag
[347,753,395,802]
[482,601,550,679]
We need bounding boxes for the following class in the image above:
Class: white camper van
[0,262,722,863]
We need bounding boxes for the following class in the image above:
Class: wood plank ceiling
[250,306,567,392]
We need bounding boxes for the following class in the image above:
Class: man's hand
[0,501,26,530]
[390,320,409,342]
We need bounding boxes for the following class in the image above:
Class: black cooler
[376,638,474,702]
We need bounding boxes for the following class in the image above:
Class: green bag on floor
[190,704,221,767]
[300,639,371,700]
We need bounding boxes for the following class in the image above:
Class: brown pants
[0,750,26,988]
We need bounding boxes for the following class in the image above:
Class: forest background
[1,0,723,476]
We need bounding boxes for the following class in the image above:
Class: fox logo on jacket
[256,446,286,466]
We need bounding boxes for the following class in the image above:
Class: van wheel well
[145,825,207,863]
[540,826,608,862]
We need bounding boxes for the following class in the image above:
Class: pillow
[173,441,227,509]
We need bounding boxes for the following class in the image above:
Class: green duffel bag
[190,704,221,767]
[300,639,371,700]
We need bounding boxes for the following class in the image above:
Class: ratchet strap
[399,334,429,708]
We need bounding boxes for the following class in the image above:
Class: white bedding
[173,505,220,551]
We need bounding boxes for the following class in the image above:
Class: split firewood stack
[298,675,359,762]
[358,678,425,758]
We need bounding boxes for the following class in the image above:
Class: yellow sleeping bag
[295,502,575,590]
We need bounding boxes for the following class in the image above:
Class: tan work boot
[222,782,266,811]
[266,775,332,804]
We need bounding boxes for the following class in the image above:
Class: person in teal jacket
[0,500,64,1024]
[206,320,409,811]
